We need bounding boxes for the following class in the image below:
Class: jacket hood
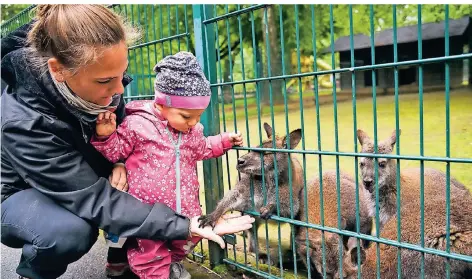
[125,100,163,125]
[2,47,61,115]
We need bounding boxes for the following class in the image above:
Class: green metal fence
[2,4,472,279]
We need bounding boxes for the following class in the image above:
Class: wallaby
[340,190,472,279]
[295,170,373,279]
[356,129,470,229]
[199,123,304,262]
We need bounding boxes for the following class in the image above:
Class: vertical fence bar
[263,6,276,275]
[130,5,139,97]
[137,6,146,96]
[223,5,240,264]
[392,5,402,279]
[225,5,239,137]
[184,5,189,51]
[212,7,233,258]
[278,4,295,275]
[295,5,307,276]
[214,5,227,135]
[159,5,165,57]
[144,6,153,95]
[176,5,181,52]
[444,5,451,279]
[192,4,224,267]
[368,5,381,279]
[329,5,344,277]
[417,5,425,279]
[348,5,362,278]
[167,5,172,53]
[250,7,263,270]
[152,5,158,63]
[256,6,269,273]
[311,4,328,278]
[237,5,251,265]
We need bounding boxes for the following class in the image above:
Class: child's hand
[229,131,243,146]
[96,111,117,137]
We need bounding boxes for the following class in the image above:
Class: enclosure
[2,4,472,279]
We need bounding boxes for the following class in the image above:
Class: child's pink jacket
[91,100,232,217]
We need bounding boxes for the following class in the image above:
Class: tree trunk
[261,5,284,105]
[222,56,234,104]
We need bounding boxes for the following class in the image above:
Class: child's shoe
[169,262,191,279]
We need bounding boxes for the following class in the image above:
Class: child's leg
[169,236,202,262]
[127,238,172,279]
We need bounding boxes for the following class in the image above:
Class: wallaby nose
[237,158,246,166]
[363,180,373,192]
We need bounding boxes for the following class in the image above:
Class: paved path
[2,241,232,279]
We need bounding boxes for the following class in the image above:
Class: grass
[195,87,472,277]
[207,88,472,193]
[220,89,333,122]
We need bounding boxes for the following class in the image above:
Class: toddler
[91,51,243,279]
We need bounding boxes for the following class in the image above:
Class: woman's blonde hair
[27,4,140,72]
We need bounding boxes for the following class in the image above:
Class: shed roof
[322,16,470,54]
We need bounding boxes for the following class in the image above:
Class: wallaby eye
[359,162,365,167]
[379,161,386,168]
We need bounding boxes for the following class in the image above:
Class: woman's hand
[189,214,255,249]
[213,213,255,236]
[109,163,128,192]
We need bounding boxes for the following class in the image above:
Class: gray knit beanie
[153,51,211,109]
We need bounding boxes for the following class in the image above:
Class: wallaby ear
[346,237,360,250]
[283,129,302,149]
[350,246,367,266]
[387,129,401,148]
[263,122,273,138]
[357,129,371,146]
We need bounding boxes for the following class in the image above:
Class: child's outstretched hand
[229,131,243,146]
[96,111,117,137]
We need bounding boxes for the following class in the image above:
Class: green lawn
[205,88,472,195]
[195,88,472,277]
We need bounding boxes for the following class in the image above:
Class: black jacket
[1,23,190,241]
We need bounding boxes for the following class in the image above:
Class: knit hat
[153,51,211,110]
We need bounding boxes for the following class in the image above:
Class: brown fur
[342,192,472,278]
[357,129,470,228]
[199,123,304,261]
[333,129,472,278]
[296,171,373,278]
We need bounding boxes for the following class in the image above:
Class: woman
[0,5,253,279]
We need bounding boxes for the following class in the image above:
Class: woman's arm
[2,118,190,241]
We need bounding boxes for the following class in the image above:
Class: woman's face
[48,42,129,106]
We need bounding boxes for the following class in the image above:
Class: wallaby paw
[198,215,216,228]
[259,205,275,220]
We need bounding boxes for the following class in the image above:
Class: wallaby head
[357,129,401,194]
[236,122,302,177]
[339,237,367,279]
[296,232,342,278]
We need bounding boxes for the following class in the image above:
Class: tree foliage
[1,4,31,24]
[3,4,470,103]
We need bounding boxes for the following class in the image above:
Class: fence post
[192,4,225,268]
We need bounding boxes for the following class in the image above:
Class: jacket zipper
[165,127,182,214]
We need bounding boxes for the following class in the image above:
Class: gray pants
[1,188,99,279]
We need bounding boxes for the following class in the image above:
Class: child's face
[156,104,205,133]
